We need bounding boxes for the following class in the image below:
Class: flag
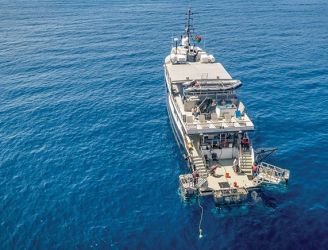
[194,35,202,43]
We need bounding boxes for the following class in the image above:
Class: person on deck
[196,106,200,116]
[233,158,239,173]
[252,164,257,176]
[241,137,249,150]
[192,171,199,185]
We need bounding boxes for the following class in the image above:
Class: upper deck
[170,92,254,135]
[164,44,254,135]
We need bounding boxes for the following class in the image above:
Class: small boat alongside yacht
[164,9,290,205]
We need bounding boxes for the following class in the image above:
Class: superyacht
[164,9,290,205]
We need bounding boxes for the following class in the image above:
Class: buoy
[199,228,203,239]
[233,181,238,187]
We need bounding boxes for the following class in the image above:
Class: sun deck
[165,61,233,83]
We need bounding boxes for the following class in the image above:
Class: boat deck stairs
[239,150,253,175]
[191,154,208,178]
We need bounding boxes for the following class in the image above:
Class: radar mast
[184,8,194,48]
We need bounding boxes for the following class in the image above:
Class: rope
[198,195,204,239]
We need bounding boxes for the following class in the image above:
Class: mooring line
[198,195,204,239]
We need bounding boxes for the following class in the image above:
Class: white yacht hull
[165,82,187,154]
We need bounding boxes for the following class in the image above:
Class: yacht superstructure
[164,9,290,205]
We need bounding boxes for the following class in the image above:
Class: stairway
[240,151,253,175]
[191,155,208,178]
[189,139,208,178]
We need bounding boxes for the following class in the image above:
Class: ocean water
[1,0,328,249]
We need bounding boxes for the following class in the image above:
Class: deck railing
[255,162,290,184]
[185,119,251,130]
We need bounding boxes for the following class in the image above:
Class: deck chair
[186,115,197,129]
[211,113,218,121]
[186,115,194,124]
[198,114,206,124]
[224,113,231,122]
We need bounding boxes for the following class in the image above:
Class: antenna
[185,8,194,48]
[174,37,179,54]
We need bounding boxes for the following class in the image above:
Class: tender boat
[164,9,290,205]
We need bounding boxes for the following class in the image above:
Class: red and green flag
[194,35,202,43]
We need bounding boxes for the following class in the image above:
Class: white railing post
[251,146,255,164]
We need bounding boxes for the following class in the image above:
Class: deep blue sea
[1,0,328,249]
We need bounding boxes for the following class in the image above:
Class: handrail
[251,146,255,163]
[238,144,242,168]
[214,188,247,196]
[185,89,235,97]
[256,162,290,184]
[185,119,251,129]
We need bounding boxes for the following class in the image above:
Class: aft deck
[207,165,257,191]
[173,95,254,134]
